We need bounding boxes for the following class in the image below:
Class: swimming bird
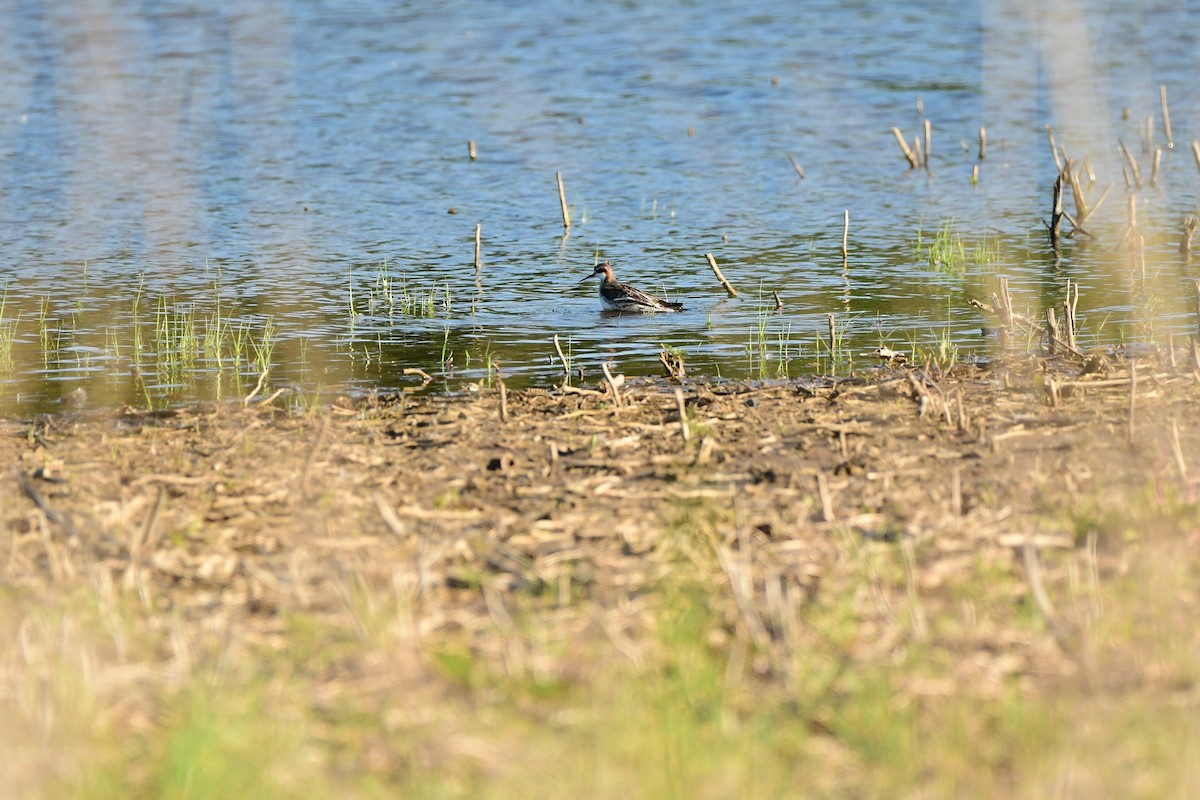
[579,260,684,312]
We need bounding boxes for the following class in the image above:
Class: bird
[578,260,684,312]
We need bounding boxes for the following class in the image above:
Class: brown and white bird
[578,260,684,312]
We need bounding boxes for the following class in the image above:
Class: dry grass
[1,354,1199,798]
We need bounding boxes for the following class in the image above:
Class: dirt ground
[2,352,1200,795]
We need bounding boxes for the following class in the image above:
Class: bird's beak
[577,272,596,284]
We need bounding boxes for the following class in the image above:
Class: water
[2,0,1199,412]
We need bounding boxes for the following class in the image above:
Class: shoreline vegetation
[2,351,1199,797]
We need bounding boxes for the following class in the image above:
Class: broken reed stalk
[827,313,837,357]
[978,126,986,160]
[1195,280,1200,336]
[556,171,571,231]
[1064,279,1079,352]
[704,253,739,297]
[1118,139,1143,189]
[1151,148,1163,188]
[497,368,508,422]
[842,210,849,263]
[1161,84,1174,148]
[1127,358,1137,443]
[552,333,570,377]
[1045,125,1063,172]
[815,473,834,522]
[786,152,806,179]
[244,368,269,407]
[1192,140,1200,173]
[913,136,924,167]
[468,139,477,160]
[601,361,623,407]
[1065,160,1087,220]
[1145,115,1155,154]
[891,127,919,168]
[772,290,783,311]
[923,119,931,169]
[1049,168,1065,249]
[1046,307,1059,355]
[674,388,690,443]
[474,223,482,271]
[1181,217,1198,257]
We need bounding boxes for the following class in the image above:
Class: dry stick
[552,334,570,377]
[827,313,837,358]
[1046,307,1059,356]
[244,368,268,407]
[1161,84,1174,148]
[601,361,623,407]
[1127,358,1137,443]
[772,290,783,311]
[815,473,834,523]
[1145,115,1155,154]
[496,364,509,421]
[923,118,932,169]
[1045,125,1063,172]
[841,210,850,263]
[704,253,739,297]
[1067,161,1090,222]
[674,388,690,443]
[978,126,986,160]
[912,135,924,167]
[474,223,482,272]
[786,152,806,179]
[971,164,979,185]
[1192,140,1200,173]
[891,127,918,168]
[1179,217,1198,257]
[556,171,571,231]
[1118,139,1143,189]
[1194,280,1200,336]
[1049,168,1065,249]
[1172,419,1189,482]
[1064,279,1079,352]
[1151,147,1163,188]
[468,139,477,160]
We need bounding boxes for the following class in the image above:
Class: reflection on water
[1,0,1199,412]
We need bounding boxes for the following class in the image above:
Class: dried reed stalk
[601,361,623,407]
[787,152,806,179]
[552,334,570,377]
[1064,279,1079,351]
[1049,168,1065,249]
[1193,140,1200,173]
[1127,359,1137,442]
[891,127,918,168]
[1195,280,1200,335]
[842,210,850,263]
[923,119,932,169]
[468,139,477,160]
[474,223,482,271]
[497,364,509,421]
[1161,84,1174,148]
[1180,217,1198,257]
[1045,125,1063,172]
[978,126,986,160]
[827,313,836,356]
[556,171,571,231]
[1118,140,1143,189]
[674,388,690,443]
[1046,307,1059,355]
[704,253,739,297]
[1151,148,1162,188]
